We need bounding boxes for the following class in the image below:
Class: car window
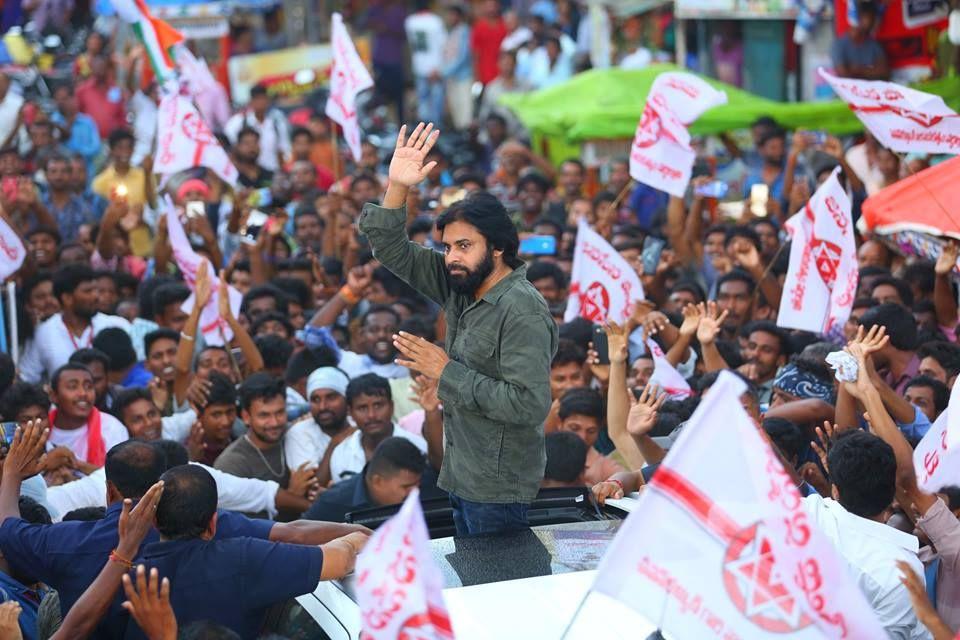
[273,600,334,640]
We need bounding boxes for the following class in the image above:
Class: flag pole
[6,282,16,364]
[609,179,634,212]
[330,119,341,183]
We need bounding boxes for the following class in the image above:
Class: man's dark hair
[291,126,312,142]
[350,172,378,192]
[552,339,586,368]
[241,284,289,317]
[544,432,587,484]
[51,363,92,392]
[905,375,950,418]
[859,265,891,280]
[757,126,786,148]
[93,328,137,372]
[0,382,51,420]
[558,387,604,422]
[859,302,918,352]
[763,418,805,463]
[155,465,218,540]
[136,275,176,320]
[26,225,62,245]
[0,353,13,400]
[724,225,762,253]
[62,506,107,521]
[107,128,134,149]
[346,373,392,406]
[361,303,402,328]
[253,335,294,371]
[153,440,190,469]
[250,84,268,98]
[527,261,566,290]
[152,283,191,319]
[436,191,523,269]
[751,115,778,131]
[902,261,936,298]
[21,270,53,302]
[372,266,418,300]
[236,126,260,142]
[144,328,180,358]
[114,387,154,425]
[284,346,339,385]
[670,280,706,304]
[18,496,51,525]
[252,310,294,338]
[716,268,757,294]
[237,372,286,413]
[869,276,914,308]
[516,172,551,194]
[828,430,896,519]
[744,320,791,358]
[202,372,237,413]
[917,342,960,380]
[69,348,111,371]
[398,316,435,344]
[269,276,311,308]
[366,437,426,480]
[52,263,96,301]
[408,216,434,238]
[105,440,168,500]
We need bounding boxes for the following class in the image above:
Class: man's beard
[74,304,97,320]
[446,249,494,295]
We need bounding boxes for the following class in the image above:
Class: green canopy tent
[498,64,960,144]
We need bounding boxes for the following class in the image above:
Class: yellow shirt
[92,165,153,257]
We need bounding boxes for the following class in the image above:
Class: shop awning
[862,155,960,239]
[498,64,960,143]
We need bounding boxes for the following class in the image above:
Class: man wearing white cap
[285,367,355,486]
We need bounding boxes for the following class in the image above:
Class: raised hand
[217,278,233,322]
[3,420,48,480]
[896,560,955,640]
[640,311,670,340]
[122,566,178,640]
[346,264,373,298]
[194,259,212,309]
[936,241,959,277]
[810,420,836,474]
[696,301,728,346]
[604,320,629,364]
[0,601,22,640]
[678,303,702,338]
[410,375,440,413]
[117,481,164,559]
[393,331,450,379]
[389,123,440,188]
[626,384,666,437]
[185,421,205,462]
[731,237,761,272]
[289,462,320,498]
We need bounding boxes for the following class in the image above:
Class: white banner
[914,374,960,491]
[155,93,238,187]
[591,371,886,639]
[778,168,858,335]
[629,72,727,197]
[646,338,692,398]
[565,220,644,324]
[326,12,374,163]
[356,490,454,640]
[0,216,25,282]
[820,68,960,155]
[164,198,241,346]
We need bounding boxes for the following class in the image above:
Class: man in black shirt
[233,127,274,189]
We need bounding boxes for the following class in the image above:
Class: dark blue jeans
[450,494,530,536]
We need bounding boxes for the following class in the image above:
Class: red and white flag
[778,167,858,335]
[629,72,727,197]
[326,12,374,163]
[820,68,960,154]
[564,220,644,324]
[0,217,25,281]
[645,339,692,398]
[164,198,242,346]
[590,371,886,639]
[155,93,238,187]
[914,372,960,492]
[356,489,454,640]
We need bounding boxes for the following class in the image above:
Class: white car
[262,491,657,640]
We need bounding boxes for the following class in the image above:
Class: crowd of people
[0,0,955,639]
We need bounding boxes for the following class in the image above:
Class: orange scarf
[48,406,105,467]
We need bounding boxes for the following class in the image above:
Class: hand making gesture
[389,123,441,188]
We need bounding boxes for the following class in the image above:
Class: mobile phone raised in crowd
[241,209,270,246]
[519,235,557,256]
[750,183,770,217]
[694,180,729,199]
[592,326,611,365]
[805,131,827,145]
[0,422,17,447]
[185,200,205,220]
[247,188,273,208]
[641,236,667,276]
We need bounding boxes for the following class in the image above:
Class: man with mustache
[358,122,558,535]
[285,367,356,486]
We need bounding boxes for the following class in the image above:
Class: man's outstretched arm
[357,123,450,305]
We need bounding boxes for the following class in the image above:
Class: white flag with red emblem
[164,198,242,346]
[0,217,25,282]
[590,371,885,639]
[645,339,692,398]
[914,374,960,491]
[564,220,644,324]
[820,68,960,155]
[777,168,857,335]
[155,93,238,187]
[326,12,374,163]
[356,489,454,640]
[629,72,727,197]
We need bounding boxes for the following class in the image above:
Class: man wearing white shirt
[803,430,931,640]
[223,84,291,172]
[329,374,426,484]
[20,264,131,384]
[46,364,129,468]
[337,306,409,380]
[405,1,447,126]
[285,367,355,486]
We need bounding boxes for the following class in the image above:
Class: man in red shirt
[75,56,127,139]
[471,0,508,85]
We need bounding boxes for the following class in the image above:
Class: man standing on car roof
[358,122,558,535]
